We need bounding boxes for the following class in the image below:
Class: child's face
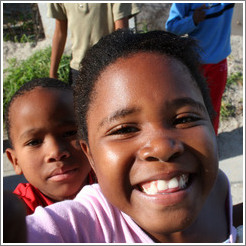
[6,88,91,201]
[82,52,218,241]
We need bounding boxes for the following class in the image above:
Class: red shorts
[201,58,227,135]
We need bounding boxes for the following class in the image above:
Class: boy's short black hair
[5,77,71,147]
[74,29,215,143]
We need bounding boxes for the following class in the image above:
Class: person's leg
[68,67,80,85]
[201,59,228,135]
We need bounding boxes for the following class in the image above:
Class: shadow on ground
[218,126,243,161]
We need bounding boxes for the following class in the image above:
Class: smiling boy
[79,52,226,242]
[25,30,241,243]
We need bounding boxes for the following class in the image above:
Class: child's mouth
[48,168,79,182]
[138,174,190,195]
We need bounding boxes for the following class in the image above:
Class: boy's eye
[26,139,42,146]
[63,130,77,138]
[107,124,139,136]
[174,114,201,127]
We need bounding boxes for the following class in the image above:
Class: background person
[165,3,235,134]
[47,3,140,84]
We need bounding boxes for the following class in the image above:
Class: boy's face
[82,52,218,241]
[6,88,91,201]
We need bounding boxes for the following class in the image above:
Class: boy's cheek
[200,126,218,156]
[186,125,217,153]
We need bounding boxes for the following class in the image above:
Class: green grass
[3,30,36,44]
[3,8,38,44]
[3,15,36,43]
[220,72,243,120]
[220,101,236,120]
[3,46,70,116]
[226,71,243,86]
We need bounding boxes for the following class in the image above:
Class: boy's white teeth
[143,182,158,195]
[168,177,179,189]
[157,180,168,191]
[140,174,189,195]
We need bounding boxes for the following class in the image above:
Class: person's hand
[193,4,209,25]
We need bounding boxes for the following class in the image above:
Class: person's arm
[165,3,204,35]
[50,19,67,79]
[113,3,140,30]
[114,17,129,30]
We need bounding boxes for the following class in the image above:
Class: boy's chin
[145,210,196,231]
[136,212,198,243]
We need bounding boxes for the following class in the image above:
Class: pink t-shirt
[26,183,237,243]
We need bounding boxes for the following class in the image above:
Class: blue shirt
[165,3,234,64]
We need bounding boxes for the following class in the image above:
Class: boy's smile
[6,88,91,201]
[82,52,218,242]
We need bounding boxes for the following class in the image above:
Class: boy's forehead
[90,52,205,116]
[9,87,73,119]
[8,87,74,147]
[97,52,200,92]
[13,87,71,104]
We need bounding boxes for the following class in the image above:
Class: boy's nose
[45,140,70,163]
[138,133,184,163]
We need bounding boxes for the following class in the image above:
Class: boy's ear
[5,148,23,175]
[79,140,96,172]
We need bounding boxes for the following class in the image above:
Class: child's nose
[138,132,184,163]
[45,139,70,163]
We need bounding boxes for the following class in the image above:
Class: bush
[3,46,70,116]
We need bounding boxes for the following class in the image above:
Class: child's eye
[26,139,43,147]
[107,124,139,136]
[63,130,77,138]
[174,114,201,127]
